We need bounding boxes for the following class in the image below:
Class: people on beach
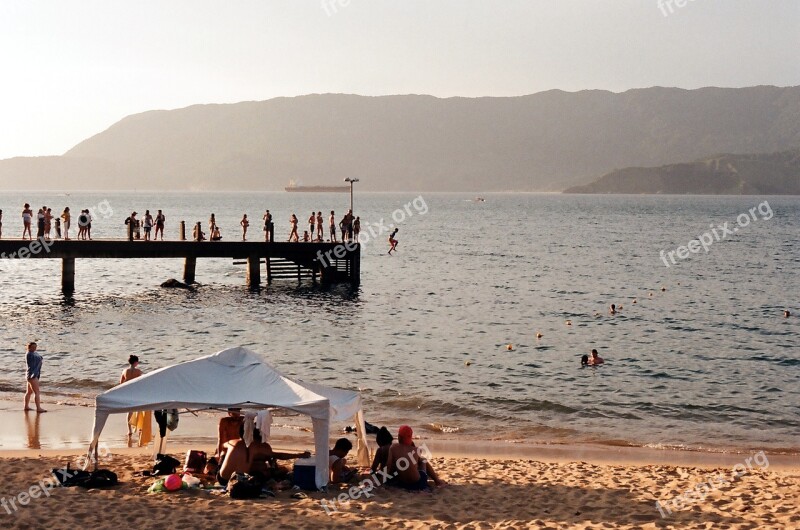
[388,228,399,254]
[61,207,71,240]
[216,408,244,460]
[154,210,165,240]
[120,355,143,435]
[240,214,249,241]
[22,204,33,240]
[289,214,299,242]
[588,349,604,366]
[329,438,357,484]
[218,426,310,486]
[386,425,445,490]
[23,342,46,413]
[329,211,337,242]
[371,426,394,474]
[143,210,153,241]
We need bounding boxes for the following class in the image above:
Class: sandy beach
[1,445,798,529]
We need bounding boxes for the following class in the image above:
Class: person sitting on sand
[218,427,310,486]
[371,426,394,474]
[588,348,604,366]
[216,408,244,460]
[329,438,358,484]
[386,425,445,490]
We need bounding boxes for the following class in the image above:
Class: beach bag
[51,463,91,487]
[184,450,207,474]
[77,469,118,489]
[153,454,181,476]
[228,473,264,500]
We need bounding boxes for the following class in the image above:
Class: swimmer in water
[609,304,617,315]
[581,354,589,366]
[588,349,604,366]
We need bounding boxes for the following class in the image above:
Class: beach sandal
[291,492,308,500]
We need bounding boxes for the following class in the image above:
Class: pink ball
[164,474,182,491]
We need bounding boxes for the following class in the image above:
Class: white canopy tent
[88,346,369,489]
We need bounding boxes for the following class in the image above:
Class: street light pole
[344,178,359,213]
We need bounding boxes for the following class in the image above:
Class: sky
[0,0,798,160]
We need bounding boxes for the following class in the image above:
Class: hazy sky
[1,0,798,160]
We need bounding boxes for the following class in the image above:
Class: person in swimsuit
[36,208,45,239]
[0,209,3,239]
[329,211,337,242]
[370,426,394,474]
[388,228,399,254]
[209,213,217,236]
[120,355,143,435]
[386,426,445,490]
[216,408,244,460]
[289,214,299,242]
[263,210,273,242]
[316,211,324,241]
[143,210,153,241]
[54,217,62,239]
[154,210,165,240]
[211,226,222,241]
[240,214,249,241]
[44,208,53,240]
[22,204,33,240]
[588,349,605,366]
[353,216,361,242]
[23,342,46,413]
[61,207,71,240]
[218,426,310,485]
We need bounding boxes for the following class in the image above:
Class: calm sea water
[0,192,797,453]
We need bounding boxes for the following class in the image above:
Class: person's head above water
[128,354,139,367]
[591,349,599,358]
[581,354,589,366]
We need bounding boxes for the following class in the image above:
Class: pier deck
[0,238,360,292]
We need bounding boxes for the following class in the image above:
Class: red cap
[398,425,413,444]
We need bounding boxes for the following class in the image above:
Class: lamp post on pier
[344,177,359,213]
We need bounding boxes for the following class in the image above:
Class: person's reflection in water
[25,410,41,449]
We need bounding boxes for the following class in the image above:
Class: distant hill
[563,149,800,194]
[2,86,800,191]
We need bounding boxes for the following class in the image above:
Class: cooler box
[293,457,318,491]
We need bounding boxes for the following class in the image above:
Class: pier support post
[183,257,196,284]
[179,221,186,241]
[351,244,361,285]
[266,256,272,285]
[195,222,202,241]
[62,258,75,292]
[247,255,261,289]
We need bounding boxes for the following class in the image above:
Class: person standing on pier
[0,209,3,239]
[23,342,46,413]
[316,211,324,242]
[84,209,94,240]
[54,217,62,239]
[263,210,273,242]
[329,210,337,242]
[61,206,71,241]
[353,216,361,242]
[154,210,166,240]
[44,208,53,240]
[308,212,316,238]
[143,210,153,241]
[289,214,299,242]
[36,208,46,239]
[61,207,71,240]
[240,214,249,241]
[22,204,33,240]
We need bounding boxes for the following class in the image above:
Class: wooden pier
[0,238,360,292]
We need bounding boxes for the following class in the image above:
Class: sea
[0,191,797,453]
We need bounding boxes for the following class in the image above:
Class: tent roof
[95,346,354,419]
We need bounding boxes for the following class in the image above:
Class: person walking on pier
[240,214,249,241]
[23,342,46,413]
[143,210,153,241]
[22,204,33,240]
[155,210,166,240]
[329,211,337,242]
[289,214,299,242]
[61,207,71,240]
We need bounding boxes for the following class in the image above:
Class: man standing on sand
[24,342,46,413]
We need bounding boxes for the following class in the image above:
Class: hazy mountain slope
[563,149,800,194]
[2,86,800,191]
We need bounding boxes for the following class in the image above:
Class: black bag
[153,454,181,476]
[228,473,265,500]
[51,464,91,487]
[77,469,118,489]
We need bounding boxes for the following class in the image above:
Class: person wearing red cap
[386,425,445,490]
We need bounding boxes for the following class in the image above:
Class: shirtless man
[120,355,143,435]
[316,211,324,241]
[329,211,337,242]
[588,348,605,366]
[218,428,310,485]
[386,425,445,490]
[216,408,244,459]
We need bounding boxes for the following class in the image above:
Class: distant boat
[474,197,486,202]
[285,180,349,193]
